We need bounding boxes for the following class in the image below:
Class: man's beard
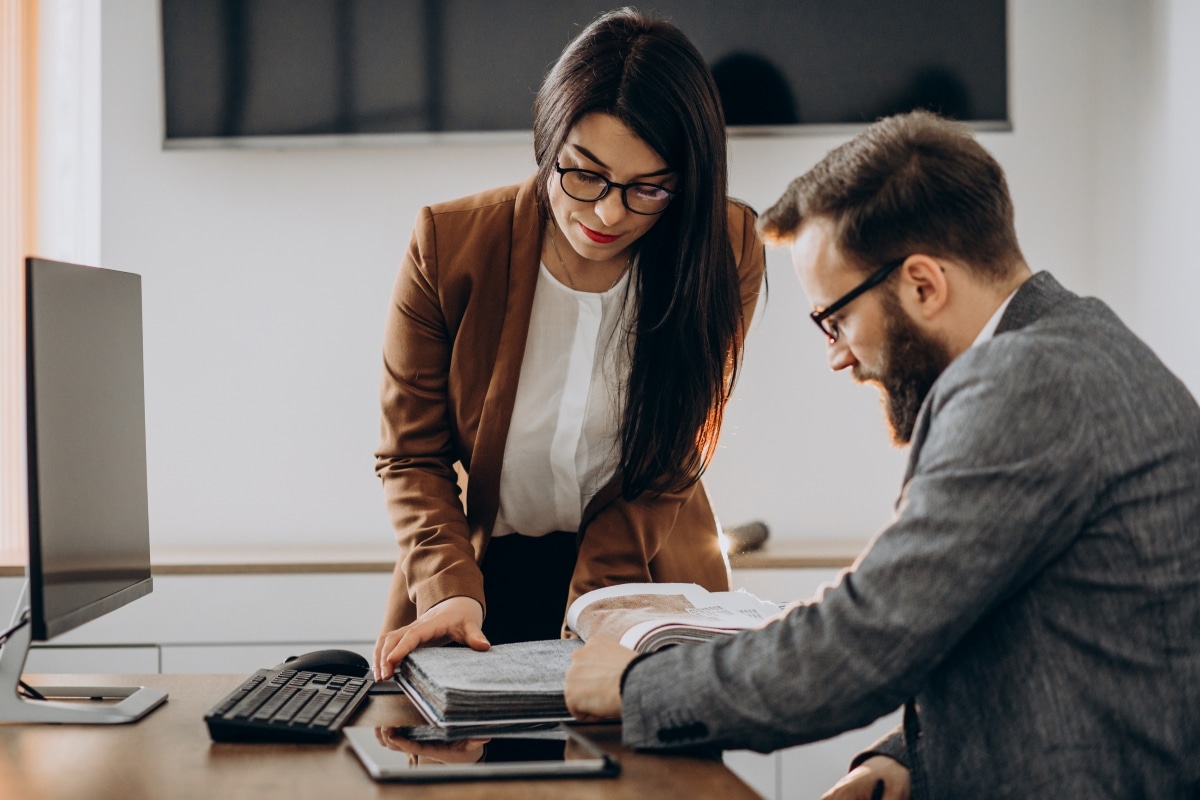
[853,293,953,446]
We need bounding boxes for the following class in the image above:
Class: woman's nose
[594,190,627,227]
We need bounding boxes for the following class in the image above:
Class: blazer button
[657,721,709,743]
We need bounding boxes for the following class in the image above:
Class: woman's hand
[374,727,490,764]
[820,756,911,800]
[374,596,489,680]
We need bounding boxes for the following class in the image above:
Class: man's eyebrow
[567,143,674,179]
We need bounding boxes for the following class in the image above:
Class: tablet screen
[343,723,620,782]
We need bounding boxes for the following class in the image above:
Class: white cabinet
[23,645,161,674]
[47,573,393,646]
[731,566,843,606]
[724,750,780,799]
[158,643,374,674]
[0,573,390,675]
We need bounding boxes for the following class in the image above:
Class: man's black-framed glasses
[810,256,908,342]
[555,161,677,215]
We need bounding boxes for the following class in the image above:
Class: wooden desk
[0,674,760,800]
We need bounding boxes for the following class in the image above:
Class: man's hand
[373,596,489,680]
[564,636,638,722]
[820,756,911,800]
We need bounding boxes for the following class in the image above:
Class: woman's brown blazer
[375,175,766,632]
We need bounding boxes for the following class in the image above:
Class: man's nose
[827,339,856,372]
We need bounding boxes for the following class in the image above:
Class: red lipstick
[580,223,620,244]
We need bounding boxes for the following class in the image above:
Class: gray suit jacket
[620,273,1200,798]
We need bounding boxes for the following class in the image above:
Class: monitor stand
[0,583,167,724]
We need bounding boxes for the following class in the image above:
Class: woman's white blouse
[492,262,636,537]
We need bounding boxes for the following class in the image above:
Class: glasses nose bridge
[596,176,636,212]
[593,177,617,203]
[594,183,629,221]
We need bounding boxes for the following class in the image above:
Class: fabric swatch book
[397,582,782,726]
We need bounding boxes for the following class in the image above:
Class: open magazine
[566,582,784,653]
[397,582,782,727]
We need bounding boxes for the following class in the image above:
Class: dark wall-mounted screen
[161,0,1007,143]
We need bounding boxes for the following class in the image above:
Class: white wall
[37,0,101,267]
[1129,0,1200,394]
[93,0,1192,552]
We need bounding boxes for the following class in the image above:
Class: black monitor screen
[161,0,1008,142]
[24,259,153,641]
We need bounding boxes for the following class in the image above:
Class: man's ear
[896,255,948,322]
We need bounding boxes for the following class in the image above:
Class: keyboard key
[274,688,317,724]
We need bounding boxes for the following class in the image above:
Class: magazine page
[566,582,781,652]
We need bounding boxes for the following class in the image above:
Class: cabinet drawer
[25,645,161,674]
[160,641,373,674]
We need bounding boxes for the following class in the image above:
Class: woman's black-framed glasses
[810,256,908,342]
[555,161,676,215]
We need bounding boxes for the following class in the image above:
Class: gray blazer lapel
[995,271,1073,335]
[900,271,1074,488]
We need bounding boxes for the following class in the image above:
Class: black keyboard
[204,667,373,743]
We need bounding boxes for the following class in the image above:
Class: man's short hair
[758,110,1024,280]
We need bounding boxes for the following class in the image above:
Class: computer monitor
[0,258,166,723]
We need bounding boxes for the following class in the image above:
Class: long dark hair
[533,8,743,498]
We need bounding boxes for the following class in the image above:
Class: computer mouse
[274,648,371,678]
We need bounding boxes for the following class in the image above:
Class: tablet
[343,723,620,782]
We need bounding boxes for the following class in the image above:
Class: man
[564,111,1200,799]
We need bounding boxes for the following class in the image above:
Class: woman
[373,8,765,680]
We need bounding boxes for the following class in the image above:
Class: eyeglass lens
[559,168,672,215]
[810,256,908,343]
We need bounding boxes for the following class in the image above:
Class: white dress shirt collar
[971,288,1019,348]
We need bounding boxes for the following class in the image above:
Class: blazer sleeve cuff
[619,651,656,694]
[849,726,909,771]
[412,568,487,619]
